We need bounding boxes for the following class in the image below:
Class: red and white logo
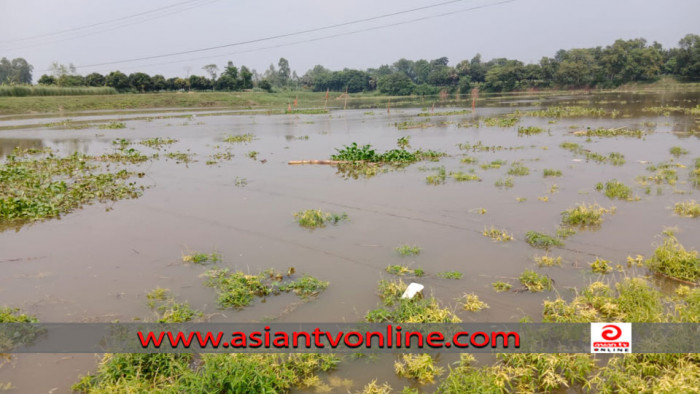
[591,323,632,353]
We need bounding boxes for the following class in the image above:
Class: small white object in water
[572,159,583,162]
[401,283,424,299]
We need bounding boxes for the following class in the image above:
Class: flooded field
[1,90,699,392]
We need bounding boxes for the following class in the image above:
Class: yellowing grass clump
[561,202,614,227]
[674,200,700,218]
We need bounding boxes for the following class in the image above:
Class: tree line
[3,33,699,95]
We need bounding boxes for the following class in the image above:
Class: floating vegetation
[573,127,643,138]
[460,293,489,312]
[437,271,463,279]
[397,136,411,149]
[525,231,563,249]
[223,133,255,143]
[674,200,700,218]
[396,120,434,130]
[394,354,444,384]
[0,150,143,224]
[516,197,527,202]
[146,288,202,323]
[670,146,689,157]
[691,158,700,187]
[294,209,348,228]
[480,159,507,170]
[426,166,446,185]
[234,176,247,187]
[386,265,424,277]
[596,180,637,200]
[139,137,177,149]
[203,267,328,308]
[507,162,530,176]
[365,279,461,323]
[535,255,562,267]
[247,151,259,160]
[560,141,626,165]
[591,258,613,274]
[164,151,194,164]
[460,156,478,164]
[458,141,525,152]
[517,126,544,136]
[561,202,614,228]
[483,116,519,127]
[494,177,514,189]
[556,226,576,239]
[646,232,700,284]
[537,196,549,202]
[639,161,682,185]
[331,143,445,164]
[449,171,480,182]
[182,252,221,264]
[543,168,562,177]
[643,105,700,116]
[482,226,514,242]
[98,122,126,130]
[518,270,553,292]
[492,281,512,292]
[395,244,421,256]
[520,106,612,118]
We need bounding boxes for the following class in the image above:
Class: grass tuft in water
[365,279,461,323]
[223,133,255,143]
[182,251,221,264]
[535,255,562,267]
[202,268,328,308]
[670,146,689,157]
[460,293,489,312]
[394,354,444,384]
[673,200,700,218]
[437,271,463,279]
[518,270,553,292]
[646,232,700,283]
[525,231,563,249]
[395,244,421,256]
[294,209,348,228]
[386,265,424,277]
[590,258,613,274]
[507,162,530,176]
[482,226,514,242]
[561,202,614,228]
[543,168,562,177]
[517,126,544,136]
[492,281,512,292]
[596,179,638,201]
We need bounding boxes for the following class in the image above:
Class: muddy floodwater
[1,90,699,392]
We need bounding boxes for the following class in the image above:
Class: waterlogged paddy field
[0,90,699,392]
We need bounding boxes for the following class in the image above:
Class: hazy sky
[1,0,699,80]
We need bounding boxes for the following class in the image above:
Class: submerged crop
[0,148,144,224]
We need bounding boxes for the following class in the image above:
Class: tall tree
[277,57,291,87]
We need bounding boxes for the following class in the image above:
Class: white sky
[1,0,698,79]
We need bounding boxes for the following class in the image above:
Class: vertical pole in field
[324,88,329,110]
[344,87,348,111]
[471,87,479,112]
[387,99,391,115]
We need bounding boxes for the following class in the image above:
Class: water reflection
[0,138,92,159]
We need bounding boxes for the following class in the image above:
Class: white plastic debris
[401,283,425,299]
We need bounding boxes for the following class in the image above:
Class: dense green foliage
[11,34,700,96]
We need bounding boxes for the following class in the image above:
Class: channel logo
[591,323,632,353]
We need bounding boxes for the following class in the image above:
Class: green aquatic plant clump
[294,209,348,228]
[365,279,461,323]
[673,200,700,218]
[331,142,445,164]
[517,126,545,136]
[98,122,126,129]
[561,202,614,227]
[518,270,553,292]
[0,150,143,223]
[223,133,255,143]
[522,106,611,118]
[525,231,564,249]
[596,179,637,201]
[73,353,339,393]
[203,268,329,309]
[0,307,38,323]
[395,354,444,384]
[385,265,424,277]
[146,288,202,323]
[543,168,562,177]
[437,271,463,279]
[139,137,178,149]
[395,244,421,256]
[507,162,530,176]
[646,232,700,283]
